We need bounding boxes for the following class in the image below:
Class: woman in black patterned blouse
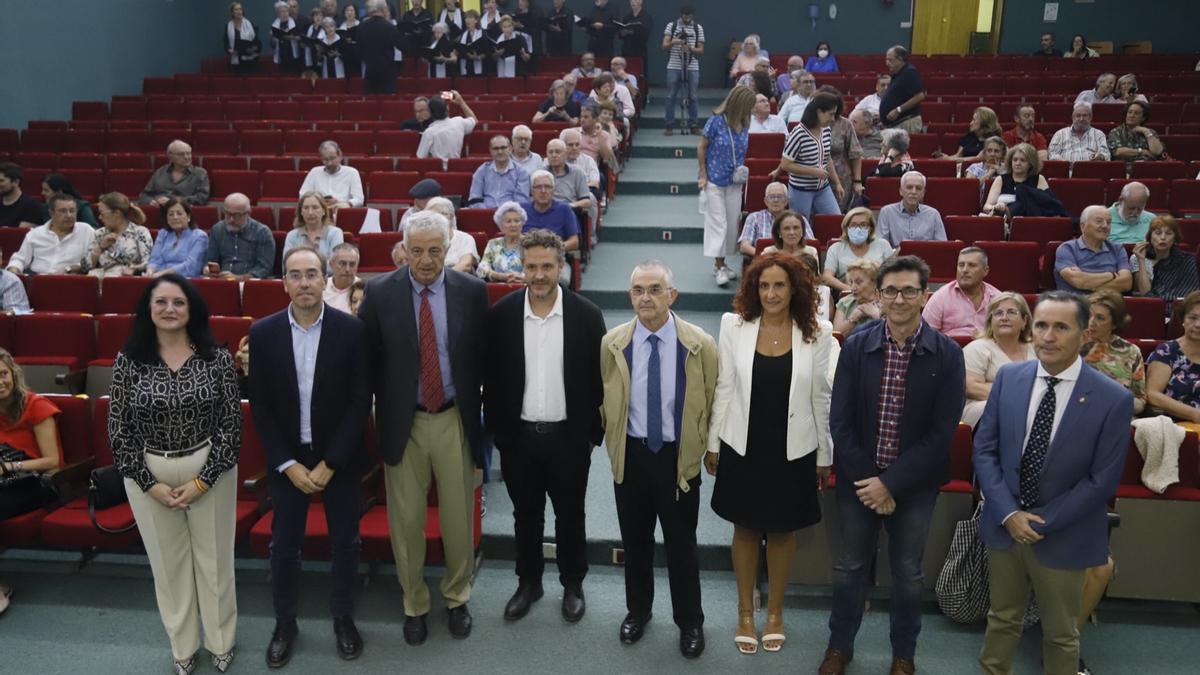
[108,273,242,675]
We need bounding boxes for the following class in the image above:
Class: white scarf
[227,19,256,64]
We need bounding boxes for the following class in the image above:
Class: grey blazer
[359,266,489,467]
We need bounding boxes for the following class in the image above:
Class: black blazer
[359,267,489,467]
[484,287,607,451]
[356,15,405,83]
[248,304,371,474]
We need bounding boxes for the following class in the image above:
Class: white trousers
[701,182,742,258]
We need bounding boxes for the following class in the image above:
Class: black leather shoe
[679,627,705,658]
[561,585,586,623]
[448,604,473,638]
[503,584,544,621]
[403,614,428,646]
[619,612,651,644]
[333,616,362,660]
[266,620,298,669]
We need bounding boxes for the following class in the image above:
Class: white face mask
[817,49,829,59]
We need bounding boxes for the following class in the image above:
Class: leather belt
[415,399,456,414]
[145,438,210,459]
[520,420,567,434]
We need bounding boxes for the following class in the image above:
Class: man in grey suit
[358,210,489,646]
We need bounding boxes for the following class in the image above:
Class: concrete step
[599,195,705,243]
[626,132,699,159]
[614,158,700,195]
[580,242,739,312]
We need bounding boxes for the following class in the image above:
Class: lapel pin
[1078,396,1086,403]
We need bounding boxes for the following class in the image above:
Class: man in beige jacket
[599,259,718,659]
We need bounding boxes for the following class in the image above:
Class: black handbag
[88,465,136,534]
[0,445,39,492]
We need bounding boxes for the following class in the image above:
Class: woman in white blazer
[704,253,834,656]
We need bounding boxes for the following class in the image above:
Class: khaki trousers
[125,447,238,660]
[385,407,476,616]
[979,544,1085,675]
[893,115,924,135]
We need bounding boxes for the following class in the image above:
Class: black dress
[711,350,821,533]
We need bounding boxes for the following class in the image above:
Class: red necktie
[419,288,445,411]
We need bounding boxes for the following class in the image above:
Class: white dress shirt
[521,288,566,422]
[853,93,882,119]
[7,222,96,274]
[322,277,358,313]
[627,315,678,442]
[299,165,364,207]
[447,229,479,267]
[1021,356,1082,455]
[749,114,787,134]
[277,304,325,473]
[416,116,478,160]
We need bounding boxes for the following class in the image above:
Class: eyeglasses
[630,286,670,297]
[991,308,1022,318]
[880,287,922,299]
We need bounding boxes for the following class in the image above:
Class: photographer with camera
[662,5,704,136]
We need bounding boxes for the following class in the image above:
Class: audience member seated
[1131,215,1200,300]
[522,170,580,254]
[805,41,838,73]
[390,240,406,269]
[542,139,593,211]
[398,178,441,231]
[6,193,96,275]
[477,201,527,282]
[0,350,63,523]
[533,79,582,125]
[965,136,1007,192]
[574,104,617,174]
[1001,104,1048,161]
[982,143,1054,218]
[138,140,210,206]
[298,141,364,209]
[961,292,1035,427]
[510,125,543,176]
[468,135,531,208]
[1054,205,1132,294]
[922,246,999,338]
[735,58,777,104]
[1108,101,1165,162]
[749,93,787,134]
[937,106,1001,162]
[561,128,602,190]
[1048,104,1111,162]
[561,73,589,106]
[1108,181,1155,244]
[40,174,96,228]
[872,128,914,177]
[831,257,881,336]
[424,196,479,273]
[608,56,639,102]
[596,101,624,147]
[1116,73,1148,105]
[0,259,30,313]
[774,55,804,99]
[760,210,819,260]
[876,171,946,247]
[737,182,799,256]
[777,69,814,123]
[589,72,635,120]
[147,198,208,278]
[728,34,764,82]
[401,96,433,131]
[0,163,48,229]
[797,251,832,321]
[1033,31,1056,57]
[348,278,366,315]
[322,242,360,313]
[81,193,153,277]
[1074,72,1117,107]
[283,192,345,265]
[416,91,478,160]
[851,73,891,120]
[1064,33,1099,59]
[850,109,882,159]
[1083,289,1147,414]
[1146,291,1200,421]
[205,192,276,280]
[821,206,894,294]
[569,51,602,78]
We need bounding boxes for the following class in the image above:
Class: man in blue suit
[974,290,1132,675]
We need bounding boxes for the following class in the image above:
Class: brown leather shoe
[817,648,852,674]
[889,657,916,675]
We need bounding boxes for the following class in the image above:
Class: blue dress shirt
[148,227,209,277]
[627,315,677,442]
[277,303,324,473]
[469,160,532,208]
[410,270,456,406]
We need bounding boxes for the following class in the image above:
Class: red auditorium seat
[58,154,105,172]
[0,229,28,267]
[262,100,302,121]
[1041,160,1070,179]
[1121,297,1167,340]
[97,276,151,315]
[1009,216,1074,244]
[897,240,965,282]
[359,470,484,566]
[346,157,392,174]
[333,131,374,156]
[1169,179,1200,216]
[1107,178,1169,210]
[1048,178,1105,217]
[302,100,339,121]
[942,424,975,494]
[193,129,239,155]
[105,169,152,196]
[375,131,421,156]
[248,155,297,172]
[261,171,308,202]
[29,275,99,314]
[86,313,134,399]
[456,209,498,236]
[191,205,221,229]
[910,160,958,178]
[110,100,148,121]
[811,214,844,242]
[747,133,785,159]
[434,172,472,199]
[446,157,481,174]
[209,169,261,203]
[242,279,289,319]
[72,101,109,121]
[224,99,262,121]
[908,134,941,157]
[68,169,105,201]
[944,216,1004,244]
[13,313,96,394]
[191,278,242,316]
[239,130,285,156]
[865,177,900,207]
[106,153,151,170]
[1165,135,1200,162]
[277,207,296,231]
[1071,161,1126,180]
[358,232,405,272]
[368,172,421,203]
[336,207,393,234]
[340,99,380,121]
[200,155,246,171]
[20,129,63,154]
[1130,162,1191,181]
[210,316,252,357]
[60,129,106,154]
[924,178,982,216]
[743,176,771,213]
[487,282,523,306]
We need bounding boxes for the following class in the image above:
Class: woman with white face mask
[805,41,838,73]
[820,207,894,294]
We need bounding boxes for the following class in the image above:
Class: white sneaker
[715,268,731,287]
[721,265,739,280]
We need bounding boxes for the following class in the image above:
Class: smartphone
[440,91,453,101]
[206,262,220,274]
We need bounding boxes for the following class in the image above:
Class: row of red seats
[748,157,1200,183]
[912,100,1195,125]
[766,52,1200,75]
[5,152,523,174]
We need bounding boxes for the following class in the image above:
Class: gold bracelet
[194,477,209,494]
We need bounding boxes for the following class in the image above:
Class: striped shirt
[876,321,921,468]
[1047,126,1111,162]
[782,124,832,192]
[663,21,703,71]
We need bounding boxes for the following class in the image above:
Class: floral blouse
[108,350,242,491]
[1082,336,1146,403]
[81,224,154,274]
[701,113,749,188]
[1147,339,1200,411]
[1107,124,1162,157]
[476,237,524,279]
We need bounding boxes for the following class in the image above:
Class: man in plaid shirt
[821,255,966,675]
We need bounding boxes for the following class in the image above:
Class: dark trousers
[500,424,591,588]
[828,485,938,659]
[613,438,703,629]
[0,478,47,521]
[268,447,363,622]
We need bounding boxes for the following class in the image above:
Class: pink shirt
[576,127,614,161]
[922,281,1000,338]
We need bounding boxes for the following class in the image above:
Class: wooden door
[913,0,981,54]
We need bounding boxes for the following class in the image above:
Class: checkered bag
[936,501,991,623]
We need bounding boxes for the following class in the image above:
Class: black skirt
[711,351,822,533]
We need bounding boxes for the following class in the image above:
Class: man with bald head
[1049,105,1110,162]
[543,139,592,210]
[850,109,883,158]
[775,55,805,98]
[140,140,210,206]
[1106,181,1156,245]
[299,141,364,210]
[205,193,276,280]
[737,182,805,256]
[560,128,601,189]
[1055,205,1132,294]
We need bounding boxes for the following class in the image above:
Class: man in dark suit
[356,0,407,94]
[358,210,488,645]
[822,255,965,675]
[249,246,371,668]
[484,229,606,623]
[974,291,1131,675]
